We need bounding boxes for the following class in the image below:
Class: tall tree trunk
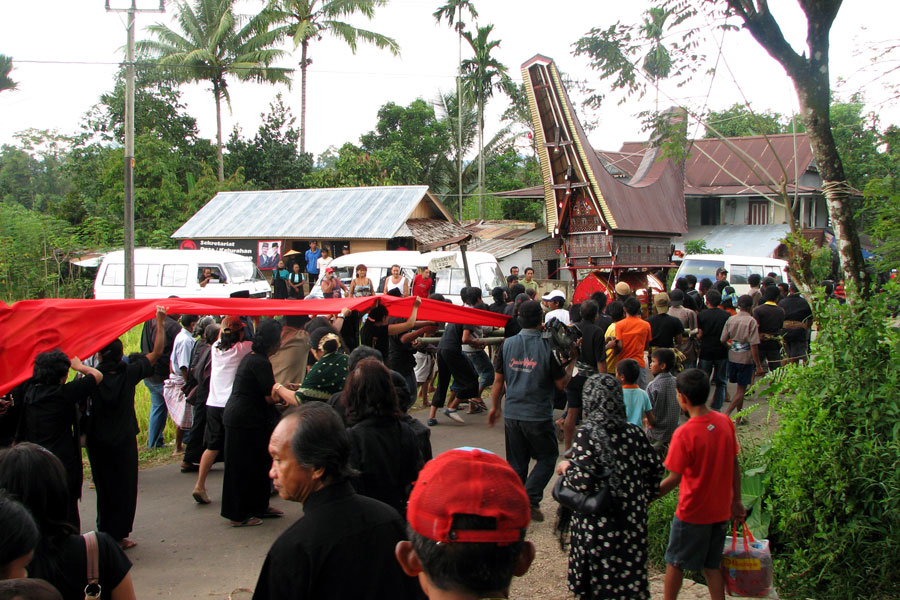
[727,0,867,293]
[214,80,224,182]
[300,40,308,155]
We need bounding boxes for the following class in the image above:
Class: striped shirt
[647,372,679,444]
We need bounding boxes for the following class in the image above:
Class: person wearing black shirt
[14,351,103,531]
[0,443,135,599]
[696,289,730,411]
[779,284,812,364]
[140,310,182,448]
[563,300,607,450]
[754,285,786,371]
[254,404,420,600]
[360,298,422,366]
[88,306,168,549]
[647,293,684,349]
[221,320,299,527]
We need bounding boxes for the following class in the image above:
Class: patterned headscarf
[580,373,628,495]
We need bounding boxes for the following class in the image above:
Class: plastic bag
[721,521,776,598]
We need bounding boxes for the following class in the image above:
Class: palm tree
[434,0,477,220]
[461,24,511,220]
[0,55,17,93]
[269,0,399,154]
[435,89,511,218]
[138,0,290,181]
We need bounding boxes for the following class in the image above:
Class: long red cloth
[0,296,508,396]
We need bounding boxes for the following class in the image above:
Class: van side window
[730,264,764,285]
[134,264,160,287]
[102,263,124,286]
[766,267,783,282]
[161,264,189,287]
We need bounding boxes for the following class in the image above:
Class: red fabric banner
[0,296,508,396]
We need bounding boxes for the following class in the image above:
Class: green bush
[763,285,900,598]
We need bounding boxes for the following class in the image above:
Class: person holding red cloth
[411,267,434,299]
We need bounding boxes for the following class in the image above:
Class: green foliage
[0,201,91,302]
[704,103,791,138]
[684,239,722,255]
[137,0,292,179]
[0,55,16,93]
[304,142,402,188]
[226,93,312,189]
[762,286,900,598]
[863,176,900,271]
[359,98,452,191]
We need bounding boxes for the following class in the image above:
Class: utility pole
[456,6,464,223]
[106,0,164,298]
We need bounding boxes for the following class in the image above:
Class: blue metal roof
[171,186,435,240]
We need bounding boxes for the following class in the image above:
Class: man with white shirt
[541,289,570,325]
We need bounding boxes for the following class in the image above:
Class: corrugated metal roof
[404,219,473,247]
[470,228,552,259]
[675,225,790,257]
[171,186,435,240]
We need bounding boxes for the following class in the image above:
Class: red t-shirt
[412,274,433,298]
[665,410,739,524]
[616,315,652,367]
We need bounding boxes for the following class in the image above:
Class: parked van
[94,249,271,299]
[672,254,790,295]
[308,250,505,305]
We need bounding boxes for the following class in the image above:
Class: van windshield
[677,259,725,283]
[226,262,265,283]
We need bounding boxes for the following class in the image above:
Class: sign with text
[179,239,257,261]
[428,255,459,272]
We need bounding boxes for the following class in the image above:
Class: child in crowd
[616,359,654,428]
[395,447,535,599]
[646,348,680,455]
[722,295,765,418]
[659,368,745,600]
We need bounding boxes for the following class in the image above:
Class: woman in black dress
[14,350,103,530]
[0,443,136,600]
[86,306,167,550]
[221,319,298,527]
[554,374,664,600]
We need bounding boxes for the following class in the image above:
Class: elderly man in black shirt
[253,403,420,600]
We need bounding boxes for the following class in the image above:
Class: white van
[309,250,505,304]
[94,249,271,299]
[672,254,790,296]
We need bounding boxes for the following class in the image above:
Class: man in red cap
[395,447,536,599]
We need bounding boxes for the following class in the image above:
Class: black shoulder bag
[552,457,613,515]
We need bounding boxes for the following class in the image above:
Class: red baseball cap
[407,447,530,544]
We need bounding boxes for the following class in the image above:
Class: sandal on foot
[260,507,284,518]
[192,487,211,505]
[230,517,263,528]
[117,538,137,550]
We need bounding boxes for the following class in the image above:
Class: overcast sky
[1,1,897,159]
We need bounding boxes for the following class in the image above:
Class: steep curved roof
[521,55,686,236]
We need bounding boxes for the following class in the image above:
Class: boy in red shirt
[658,368,745,600]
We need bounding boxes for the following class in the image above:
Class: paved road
[78,406,509,599]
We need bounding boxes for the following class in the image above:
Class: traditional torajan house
[171,185,471,271]
[511,56,843,262]
[519,55,687,284]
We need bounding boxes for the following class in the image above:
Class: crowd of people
[0,260,821,600]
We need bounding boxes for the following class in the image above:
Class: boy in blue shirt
[616,358,655,428]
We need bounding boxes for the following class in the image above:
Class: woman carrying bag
[554,373,664,600]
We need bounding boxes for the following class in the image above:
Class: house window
[700,198,720,225]
[748,201,769,225]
